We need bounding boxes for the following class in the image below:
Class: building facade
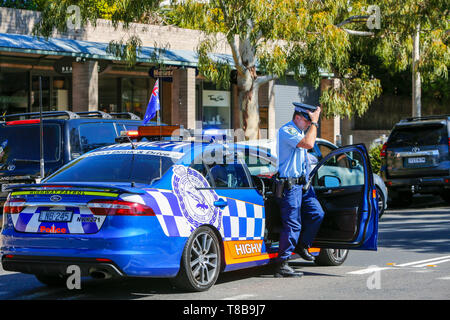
[0,7,354,146]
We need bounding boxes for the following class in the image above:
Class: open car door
[308,144,378,250]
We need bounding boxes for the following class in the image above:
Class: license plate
[39,210,73,222]
[407,157,426,164]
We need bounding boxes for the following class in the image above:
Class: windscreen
[45,149,182,184]
[388,124,447,147]
[0,124,61,167]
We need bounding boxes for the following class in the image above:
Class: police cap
[293,102,318,121]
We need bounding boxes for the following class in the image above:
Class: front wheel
[314,249,349,266]
[170,226,221,292]
[376,186,385,218]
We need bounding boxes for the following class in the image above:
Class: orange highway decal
[223,240,277,265]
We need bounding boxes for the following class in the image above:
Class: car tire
[170,226,221,292]
[35,274,68,287]
[376,186,385,218]
[314,249,349,266]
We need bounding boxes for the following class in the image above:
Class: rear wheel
[315,249,349,266]
[170,226,221,292]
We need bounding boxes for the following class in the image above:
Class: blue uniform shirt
[276,121,308,178]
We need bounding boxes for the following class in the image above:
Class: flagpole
[158,77,162,178]
[157,77,161,126]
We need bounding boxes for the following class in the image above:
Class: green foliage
[31,0,449,126]
[0,0,47,10]
[368,143,383,175]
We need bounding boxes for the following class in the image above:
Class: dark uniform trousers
[277,185,324,262]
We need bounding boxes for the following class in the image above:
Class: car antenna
[125,135,137,149]
[39,76,45,181]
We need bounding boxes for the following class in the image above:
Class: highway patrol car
[1,126,378,291]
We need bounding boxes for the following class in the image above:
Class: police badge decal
[172,165,223,232]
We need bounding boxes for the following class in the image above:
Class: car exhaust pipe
[89,269,112,280]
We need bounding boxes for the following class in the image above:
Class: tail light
[380,142,387,158]
[3,198,26,214]
[87,200,155,216]
[6,119,40,126]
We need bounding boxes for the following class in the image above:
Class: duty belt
[273,174,307,198]
[278,175,306,186]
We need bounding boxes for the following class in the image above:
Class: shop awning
[0,32,234,67]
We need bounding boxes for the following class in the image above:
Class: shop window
[52,76,70,111]
[201,82,231,129]
[0,71,28,115]
[122,78,150,119]
[31,75,51,112]
[99,77,119,113]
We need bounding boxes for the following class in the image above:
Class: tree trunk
[412,24,421,117]
[238,69,260,141]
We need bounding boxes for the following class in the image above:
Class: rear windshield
[0,124,61,166]
[388,124,448,147]
[45,149,183,184]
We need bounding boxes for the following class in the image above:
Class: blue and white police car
[1,126,378,291]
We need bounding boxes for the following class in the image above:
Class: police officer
[274,102,325,278]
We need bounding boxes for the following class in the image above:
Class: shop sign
[54,57,109,75]
[149,66,178,78]
[202,90,230,108]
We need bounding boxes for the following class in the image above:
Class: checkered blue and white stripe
[143,189,265,241]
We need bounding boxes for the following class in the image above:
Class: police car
[0,126,378,291]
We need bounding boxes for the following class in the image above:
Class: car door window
[204,151,250,188]
[313,151,365,188]
[190,162,214,187]
[79,122,118,153]
[244,153,276,175]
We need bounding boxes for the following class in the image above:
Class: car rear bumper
[1,216,187,278]
[1,255,124,278]
[385,175,450,194]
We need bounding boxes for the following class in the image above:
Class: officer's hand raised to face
[308,107,321,123]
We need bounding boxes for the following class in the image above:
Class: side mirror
[318,175,341,188]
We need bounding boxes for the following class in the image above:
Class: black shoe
[274,261,303,278]
[297,247,315,261]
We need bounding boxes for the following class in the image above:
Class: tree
[166,0,382,139]
[35,0,383,139]
[354,1,449,117]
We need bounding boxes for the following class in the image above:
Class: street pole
[412,24,421,118]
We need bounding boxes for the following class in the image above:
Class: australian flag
[143,79,160,124]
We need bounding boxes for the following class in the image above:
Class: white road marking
[348,255,450,275]
[395,255,450,267]
[347,267,391,275]
[413,259,450,268]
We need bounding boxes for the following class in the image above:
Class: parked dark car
[0,111,146,213]
[380,115,450,206]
